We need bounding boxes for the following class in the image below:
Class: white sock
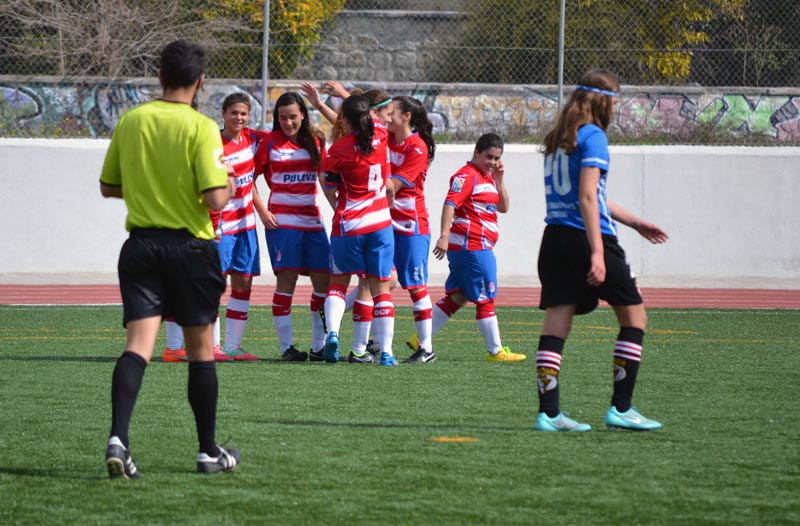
[344,287,358,313]
[431,304,450,336]
[213,316,221,348]
[351,299,373,354]
[325,293,346,334]
[165,320,184,350]
[477,316,502,355]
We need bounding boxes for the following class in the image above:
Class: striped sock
[410,286,433,351]
[352,299,374,354]
[372,293,395,356]
[611,327,644,412]
[272,292,294,353]
[536,335,565,417]
[224,289,251,351]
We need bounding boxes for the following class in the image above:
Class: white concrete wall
[1,138,799,287]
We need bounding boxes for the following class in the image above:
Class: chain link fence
[1,1,799,142]
[1,0,797,85]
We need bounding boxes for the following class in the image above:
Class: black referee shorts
[118,228,226,328]
[537,224,642,315]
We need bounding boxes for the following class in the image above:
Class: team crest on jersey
[451,176,465,192]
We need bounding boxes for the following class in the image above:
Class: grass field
[1,304,799,525]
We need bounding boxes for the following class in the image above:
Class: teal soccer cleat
[604,406,662,431]
[534,412,592,432]
[324,331,340,363]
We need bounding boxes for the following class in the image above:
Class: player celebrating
[321,94,397,366]
[253,91,329,362]
[534,69,668,432]
[100,39,239,477]
[430,133,526,363]
[384,95,437,363]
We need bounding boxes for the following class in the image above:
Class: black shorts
[537,224,642,315]
[118,228,225,327]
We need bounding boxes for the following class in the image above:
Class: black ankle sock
[536,335,565,417]
[188,361,220,457]
[110,351,147,447]
[611,327,644,412]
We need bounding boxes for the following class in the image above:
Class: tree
[196,0,346,79]
[0,0,198,77]
[438,0,751,85]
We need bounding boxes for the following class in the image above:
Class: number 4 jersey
[322,124,391,237]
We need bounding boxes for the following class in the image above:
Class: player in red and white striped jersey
[253,91,329,362]
[385,96,437,364]
[321,94,397,366]
[430,134,526,363]
[162,93,266,363]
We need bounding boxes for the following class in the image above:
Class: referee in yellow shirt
[100,40,239,478]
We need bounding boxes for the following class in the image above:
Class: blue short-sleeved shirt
[543,124,617,236]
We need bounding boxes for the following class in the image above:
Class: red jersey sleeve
[393,143,428,186]
[444,170,474,209]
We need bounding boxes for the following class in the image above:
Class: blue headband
[369,98,392,109]
[575,85,619,97]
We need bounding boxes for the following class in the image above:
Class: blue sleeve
[579,126,609,172]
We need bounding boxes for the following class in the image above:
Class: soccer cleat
[309,348,324,362]
[197,444,240,474]
[324,331,340,363]
[366,339,380,358]
[406,333,420,352]
[282,345,308,362]
[162,347,187,362]
[348,351,376,364]
[380,352,398,366]
[225,346,259,362]
[213,345,233,362]
[106,437,141,479]
[486,346,527,363]
[404,347,436,364]
[604,406,663,431]
[534,412,592,432]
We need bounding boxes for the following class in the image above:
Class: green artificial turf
[1,305,798,525]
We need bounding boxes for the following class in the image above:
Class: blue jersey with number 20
[543,123,616,236]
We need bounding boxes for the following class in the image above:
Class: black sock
[110,351,147,447]
[611,327,644,412]
[188,361,220,457]
[536,335,565,417]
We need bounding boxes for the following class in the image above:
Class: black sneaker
[197,444,240,474]
[348,351,376,364]
[366,339,380,358]
[308,348,324,362]
[404,347,436,364]
[106,437,141,479]
[282,345,308,362]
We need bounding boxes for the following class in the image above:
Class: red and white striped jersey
[444,162,500,251]
[389,132,430,236]
[254,130,326,231]
[322,125,391,237]
[212,127,269,235]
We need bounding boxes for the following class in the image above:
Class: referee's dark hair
[160,40,207,89]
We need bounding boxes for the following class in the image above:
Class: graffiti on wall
[1,80,800,142]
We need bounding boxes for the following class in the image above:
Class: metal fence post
[260,0,270,130]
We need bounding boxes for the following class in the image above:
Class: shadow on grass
[255,418,530,433]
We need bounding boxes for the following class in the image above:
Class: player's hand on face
[586,252,606,287]
[492,160,504,181]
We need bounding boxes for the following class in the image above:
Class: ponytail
[341,94,374,155]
